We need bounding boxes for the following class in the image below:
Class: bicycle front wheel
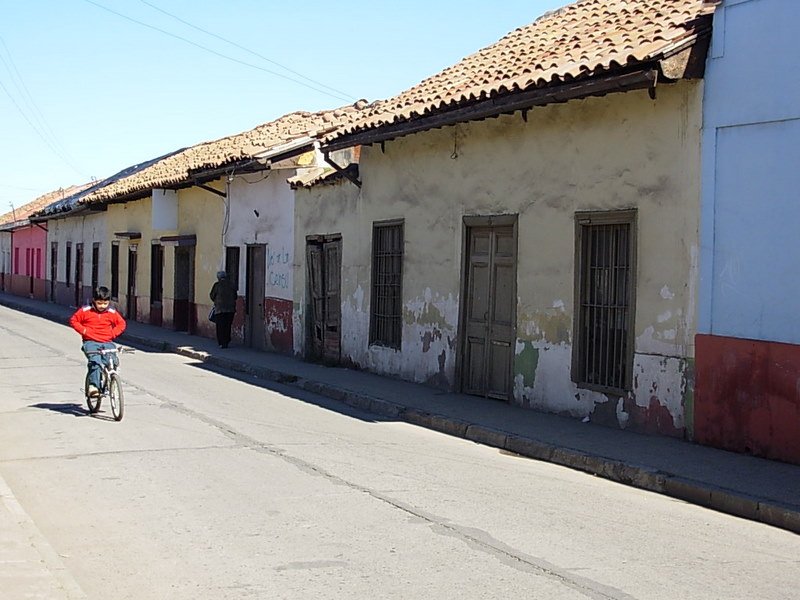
[108,373,124,422]
[85,372,101,413]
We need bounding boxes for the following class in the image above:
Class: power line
[0,36,88,178]
[0,77,88,179]
[137,0,355,100]
[82,0,355,103]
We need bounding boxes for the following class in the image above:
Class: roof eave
[324,67,659,152]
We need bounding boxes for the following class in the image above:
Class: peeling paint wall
[227,171,296,352]
[299,82,702,435]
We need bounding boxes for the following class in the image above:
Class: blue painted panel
[711,119,800,343]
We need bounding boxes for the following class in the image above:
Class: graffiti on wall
[267,245,290,291]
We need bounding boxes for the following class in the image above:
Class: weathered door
[126,247,137,321]
[461,217,517,400]
[173,245,195,332]
[245,244,267,351]
[306,235,341,364]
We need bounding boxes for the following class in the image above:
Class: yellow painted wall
[106,197,155,320]
[296,80,703,433]
[176,182,226,332]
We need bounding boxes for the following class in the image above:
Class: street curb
[160,338,800,535]
[3,298,799,535]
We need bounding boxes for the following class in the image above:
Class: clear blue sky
[1,0,566,210]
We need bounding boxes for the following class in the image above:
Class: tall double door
[461,216,517,401]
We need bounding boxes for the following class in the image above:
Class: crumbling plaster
[299,81,702,434]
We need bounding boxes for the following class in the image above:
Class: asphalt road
[1,306,798,599]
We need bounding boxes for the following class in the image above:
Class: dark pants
[215,312,234,347]
[82,341,116,389]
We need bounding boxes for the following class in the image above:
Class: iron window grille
[369,220,404,349]
[573,210,637,393]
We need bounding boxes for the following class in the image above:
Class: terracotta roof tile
[81,101,371,205]
[327,0,717,141]
[0,183,93,226]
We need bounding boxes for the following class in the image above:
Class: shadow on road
[29,402,90,417]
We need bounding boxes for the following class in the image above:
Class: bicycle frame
[84,345,130,421]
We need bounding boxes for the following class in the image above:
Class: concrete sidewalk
[2,292,799,535]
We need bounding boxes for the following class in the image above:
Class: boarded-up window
[573,210,636,393]
[369,220,403,349]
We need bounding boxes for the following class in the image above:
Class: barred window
[370,220,404,349]
[573,210,636,392]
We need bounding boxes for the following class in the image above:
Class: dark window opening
[91,243,100,292]
[150,244,164,303]
[369,220,404,349]
[65,243,72,288]
[225,246,240,291]
[110,244,120,300]
[50,242,58,301]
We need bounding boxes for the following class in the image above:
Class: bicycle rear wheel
[109,373,124,421]
[85,372,101,413]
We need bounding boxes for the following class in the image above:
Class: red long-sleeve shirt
[69,304,127,342]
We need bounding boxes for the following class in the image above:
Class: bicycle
[84,345,132,421]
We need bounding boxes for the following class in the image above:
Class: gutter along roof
[72,101,372,209]
[323,0,719,151]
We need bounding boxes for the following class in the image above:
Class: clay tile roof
[81,101,372,205]
[0,182,93,227]
[327,0,717,142]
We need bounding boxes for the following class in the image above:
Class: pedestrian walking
[209,271,237,348]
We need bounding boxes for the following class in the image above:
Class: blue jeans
[82,341,116,390]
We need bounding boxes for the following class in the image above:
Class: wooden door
[306,236,341,364]
[246,245,267,350]
[461,218,517,400]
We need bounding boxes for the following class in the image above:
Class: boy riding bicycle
[69,286,127,398]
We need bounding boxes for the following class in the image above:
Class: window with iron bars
[369,220,404,349]
[573,210,636,393]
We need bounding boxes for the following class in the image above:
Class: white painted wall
[46,211,108,304]
[226,173,295,301]
[298,81,703,431]
[699,0,800,344]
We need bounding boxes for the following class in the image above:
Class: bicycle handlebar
[85,346,134,356]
